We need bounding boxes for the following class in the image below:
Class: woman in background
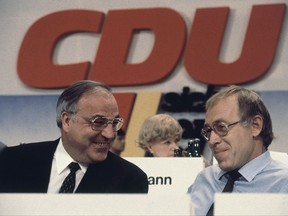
[137,114,183,157]
[110,128,126,156]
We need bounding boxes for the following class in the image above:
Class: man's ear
[251,115,263,137]
[61,112,71,132]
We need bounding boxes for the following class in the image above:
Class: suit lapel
[25,140,58,192]
[76,153,117,193]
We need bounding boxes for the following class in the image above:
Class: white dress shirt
[47,139,87,193]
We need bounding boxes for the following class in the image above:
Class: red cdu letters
[184,4,286,84]
[17,4,286,88]
[90,8,186,86]
[17,10,104,88]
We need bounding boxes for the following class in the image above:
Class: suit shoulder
[0,139,58,160]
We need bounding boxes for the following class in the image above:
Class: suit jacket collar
[28,139,59,192]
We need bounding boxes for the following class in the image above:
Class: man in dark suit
[0,80,148,193]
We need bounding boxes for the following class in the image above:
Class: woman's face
[148,139,180,157]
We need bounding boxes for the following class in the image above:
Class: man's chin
[218,161,235,171]
[91,151,109,163]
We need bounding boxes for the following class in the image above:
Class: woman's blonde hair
[137,114,183,150]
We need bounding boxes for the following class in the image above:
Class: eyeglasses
[201,120,241,141]
[89,116,124,132]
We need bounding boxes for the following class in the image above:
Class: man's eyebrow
[212,120,225,124]
[91,114,121,119]
[91,114,104,118]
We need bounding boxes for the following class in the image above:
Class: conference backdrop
[0,0,288,156]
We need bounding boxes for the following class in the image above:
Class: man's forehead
[206,96,239,121]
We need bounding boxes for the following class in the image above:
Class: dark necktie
[59,162,80,193]
[206,169,242,216]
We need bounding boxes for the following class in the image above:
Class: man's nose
[101,124,116,139]
[208,130,221,146]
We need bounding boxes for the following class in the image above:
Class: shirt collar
[55,139,88,174]
[239,151,271,182]
[217,151,271,182]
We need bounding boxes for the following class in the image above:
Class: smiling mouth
[214,149,225,154]
[92,142,110,148]
[214,148,229,158]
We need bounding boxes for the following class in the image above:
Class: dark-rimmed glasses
[201,120,241,141]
